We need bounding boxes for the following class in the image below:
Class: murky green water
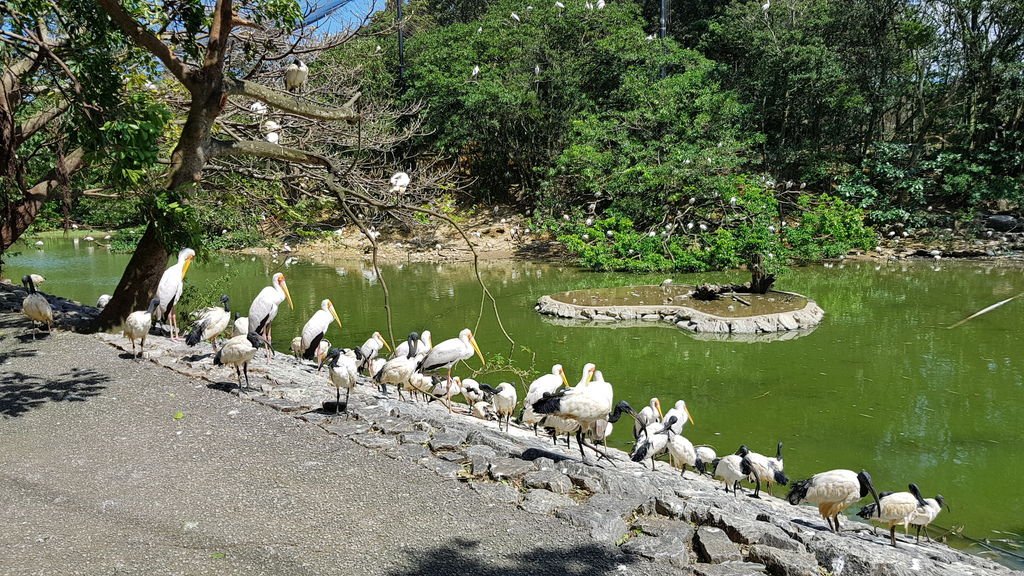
[6,234,1024,566]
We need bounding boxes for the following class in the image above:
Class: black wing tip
[786,479,810,505]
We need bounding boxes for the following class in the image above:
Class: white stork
[214,332,269,393]
[786,469,881,533]
[735,444,788,497]
[857,483,930,546]
[663,399,694,435]
[247,272,293,358]
[185,294,231,351]
[633,397,663,438]
[20,275,53,338]
[300,299,343,360]
[908,493,947,543]
[521,364,569,434]
[322,347,360,415]
[481,382,517,432]
[416,328,485,408]
[532,363,617,463]
[389,171,411,194]
[154,247,195,339]
[358,331,392,372]
[283,59,308,92]
[123,297,160,358]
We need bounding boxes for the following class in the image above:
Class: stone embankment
[1,284,1018,576]
[535,292,825,337]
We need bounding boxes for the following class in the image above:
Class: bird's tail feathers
[857,503,879,519]
[773,469,789,486]
[185,321,205,347]
[786,479,811,505]
[213,348,224,366]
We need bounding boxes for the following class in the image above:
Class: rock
[488,457,534,480]
[691,561,768,576]
[429,431,466,451]
[387,443,429,461]
[420,458,461,480]
[470,482,521,506]
[351,434,397,450]
[719,514,804,552]
[745,544,818,576]
[523,470,574,494]
[399,431,430,445]
[376,417,414,435]
[655,495,693,520]
[694,526,742,564]
[555,506,628,544]
[620,534,690,567]
[519,489,577,515]
[986,214,1020,232]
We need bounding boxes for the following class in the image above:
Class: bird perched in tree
[471,65,480,79]
[389,171,410,194]
[124,298,159,359]
[185,294,232,351]
[249,101,268,116]
[21,275,53,338]
[283,59,308,92]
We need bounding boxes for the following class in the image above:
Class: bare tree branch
[17,99,71,144]
[224,77,359,121]
[94,0,192,88]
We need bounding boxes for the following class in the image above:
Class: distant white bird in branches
[534,64,541,75]
[585,1,593,9]
[263,120,281,133]
[472,65,480,78]
[390,171,411,193]
[265,132,280,144]
[510,12,521,22]
[596,0,605,9]
[249,101,268,115]
[555,0,565,8]
[283,59,308,92]
[761,0,770,10]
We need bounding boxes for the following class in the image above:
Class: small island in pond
[536,283,824,336]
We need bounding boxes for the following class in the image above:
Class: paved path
[0,314,670,576]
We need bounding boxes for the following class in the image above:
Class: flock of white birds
[17,240,946,550]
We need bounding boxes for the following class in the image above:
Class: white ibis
[96,294,112,309]
[713,454,748,495]
[786,469,881,533]
[154,247,195,339]
[123,297,159,358]
[389,171,411,194]
[20,275,53,338]
[299,299,343,360]
[417,328,485,393]
[374,332,421,397]
[321,347,360,414]
[472,401,497,421]
[532,363,617,463]
[908,493,947,543]
[633,397,663,438]
[214,332,269,393]
[657,422,698,478]
[857,483,930,546]
[247,272,293,357]
[358,331,392,372]
[185,295,231,351]
[482,382,517,432]
[283,59,308,92]
[393,330,431,359]
[521,364,569,434]
[232,315,248,338]
[735,444,788,497]
[695,445,717,475]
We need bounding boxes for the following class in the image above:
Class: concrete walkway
[0,314,669,576]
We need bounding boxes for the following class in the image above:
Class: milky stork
[123,297,159,358]
[786,469,881,533]
[357,331,392,373]
[520,364,569,434]
[532,363,617,464]
[300,299,343,360]
[185,294,232,351]
[375,332,421,397]
[20,275,53,338]
[248,272,293,358]
[416,328,485,411]
[857,483,930,546]
[633,397,663,439]
[154,247,195,339]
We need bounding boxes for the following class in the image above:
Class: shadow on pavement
[387,538,639,576]
[0,367,109,418]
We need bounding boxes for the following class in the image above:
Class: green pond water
[6,234,1024,567]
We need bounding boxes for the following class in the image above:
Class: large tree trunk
[93,221,169,330]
